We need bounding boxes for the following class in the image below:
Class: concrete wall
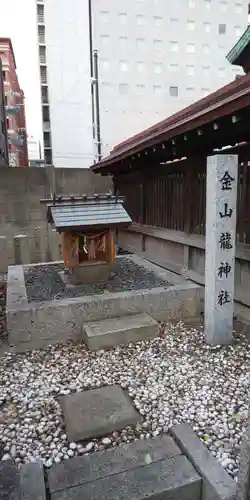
[119,224,250,309]
[0,167,111,272]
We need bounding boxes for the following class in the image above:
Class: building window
[119,60,129,71]
[100,34,110,47]
[119,36,128,49]
[201,88,210,97]
[202,44,210,54]
[235,2,243,13]
[119,83,129,94]
[187,43,195,53]
[136,61,145,72]
[169,86,178,97]
[188,0,195,8]
[118,12,127,24]
[101,59,110,71]
[219,1,228,12]
[204,0,211,9]
[202,66,210,76]
[153,39,163,50]
[219,45,225,56]
[2,70,7,81]
[203,22,211,33]
[218,23,226,34]
[218,67,225,78]
[153,85,163,96]
[186,87,194,92]
[235,26,242,37]
[186,64,194,75]
[170,18,178,26]
[169,63,179,72]
[136,15,146,26]
[136,38,145,49]
[136,84,146,95]
[154,62,163,73]
[187,20,195,30]
[101,82,113,94]
[100,10,109,22]
[170,41,178,52]
[154,16,163,26]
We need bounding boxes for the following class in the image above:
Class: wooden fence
[116,158,250,245]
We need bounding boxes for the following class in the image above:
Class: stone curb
[170,423,236,500]
[20,462,47,500]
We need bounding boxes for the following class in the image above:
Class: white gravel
[0,321,249,481]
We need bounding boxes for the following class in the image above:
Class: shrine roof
[40,194,132,231]
[227,26,250,66]
[91,71,250,175]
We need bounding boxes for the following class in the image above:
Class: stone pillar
[13,234,30,265]
[236,409,250,500]
[204,154,238,345]
[0,236,8,274]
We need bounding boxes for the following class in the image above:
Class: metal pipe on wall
[88,0,96,160]
[93,49,102,162]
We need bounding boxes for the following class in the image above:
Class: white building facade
[36,0,249,167]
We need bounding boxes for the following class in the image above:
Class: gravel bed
[24,257,169,303]
[0,322,249,480]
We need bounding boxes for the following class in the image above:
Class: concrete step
[83,312,159,351]
[48,435,201,500]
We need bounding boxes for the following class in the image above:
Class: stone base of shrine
[72,262,112,285]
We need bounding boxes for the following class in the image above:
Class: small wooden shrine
[41,194,131,284]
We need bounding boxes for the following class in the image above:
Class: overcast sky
[0,0,43,140]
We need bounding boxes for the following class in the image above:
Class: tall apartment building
[0,38,28,167]
[0,59,9,166]
[36,0,249,168]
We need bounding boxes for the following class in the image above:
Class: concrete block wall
[0,167,112,272]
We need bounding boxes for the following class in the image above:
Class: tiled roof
[42,195,132,230]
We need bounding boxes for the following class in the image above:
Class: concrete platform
[59,385,141,442]
[83,312,158,350]
[6,254,202,351]
[48,435,201,500]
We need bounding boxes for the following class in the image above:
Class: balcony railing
[38,32,45,44]
[43,121,51,132]
[37,13,44,23]
[40,54,46,64]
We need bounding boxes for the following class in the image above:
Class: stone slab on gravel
[59,385,141,442]
[0,460,46,500]
[83,313,159,350]
[0,459,20,500]
[50,454,201,500]
[48,435,181,492]
[170,423,236,500]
